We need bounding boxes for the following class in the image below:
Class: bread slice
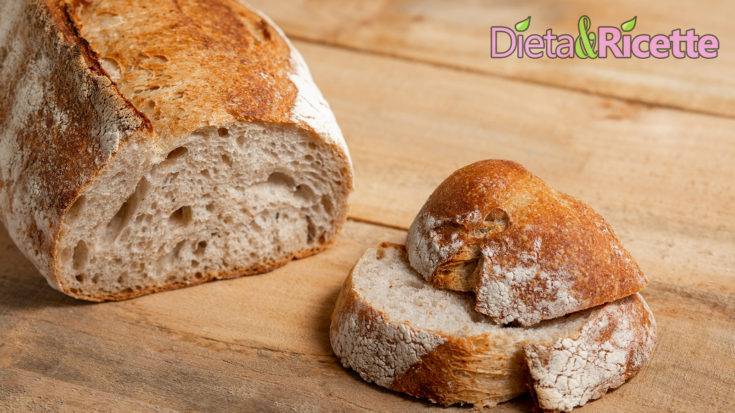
[331,243,656,410]
[0,0,352,300]
[406,160,646,326]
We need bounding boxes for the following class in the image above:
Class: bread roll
[0,0,352,300]
[407,160,646,326]
[330,244,656,410]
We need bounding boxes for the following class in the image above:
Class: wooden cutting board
[2,1,733,411]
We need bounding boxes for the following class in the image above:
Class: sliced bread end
[331,243,656,409]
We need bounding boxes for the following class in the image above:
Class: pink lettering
[631,34,650,58]
[524,34,544,58]
[556,34,574,58]
[490,27,516,58]
[684,29,699,58]
[699,35,719,59]
[650,35,670,58]
[598,27,623,58]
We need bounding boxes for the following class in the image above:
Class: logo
[490,16,720,59]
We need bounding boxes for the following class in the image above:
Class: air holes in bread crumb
[166,146,188,161]
[218,127,229,137]
[237,135,246,146]
[75,273,85,283]
[194,241,207,256]
[108,178,149,240]
[267,171,295,188]
[295,184,315,201]
[221,154,233,167]
[306,216,316,244]
[170,206,193,225]
[321,196,333,214]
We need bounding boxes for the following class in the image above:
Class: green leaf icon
[515,16,531,32]
[621,16,637,32]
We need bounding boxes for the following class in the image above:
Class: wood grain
[1,3,733,411]
[1,219,733,412]
[292,40,735,299]
[251,0,735,118]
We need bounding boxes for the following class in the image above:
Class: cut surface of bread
[57,123,344,299]
[0,0,352,300]
[330,244,656,409]
[407,160,646,326]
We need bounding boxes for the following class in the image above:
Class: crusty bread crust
[0,0,352,300]
[406,160,647,326]
[524,293,657,412]
[0,0,151,291]
[330,244,656,408]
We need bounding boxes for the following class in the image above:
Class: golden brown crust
[68,0,297,140]
[390,334,527,407]
[331,245,656,409]
[407,160,647,325]
[0,0,150,289]
[1,0,352,300]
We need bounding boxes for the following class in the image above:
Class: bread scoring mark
[0,1,148,290]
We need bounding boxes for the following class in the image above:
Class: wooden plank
[291,41,735,299]
[0,221,536,412]
[1,220,733,411]
[251,0,735,118]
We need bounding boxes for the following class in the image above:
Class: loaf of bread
[407,160,646,326]
[330,244,656,411]
[0,0,352,300]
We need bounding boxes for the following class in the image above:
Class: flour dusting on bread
[476,239,579,326]
[524,294,657,411]
[331,244,657,409]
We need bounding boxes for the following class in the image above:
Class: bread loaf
[330,244,656,410]
[407,160,646,326]
[0,0,352,300]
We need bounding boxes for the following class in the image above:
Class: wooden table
[2,1,733,411]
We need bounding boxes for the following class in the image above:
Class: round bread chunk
[406,160,647,326]
[330,243,656,409]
